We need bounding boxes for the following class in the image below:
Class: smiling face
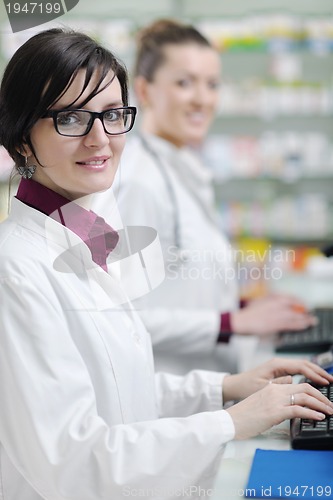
[138,43,220,147]
[27,69,126,201]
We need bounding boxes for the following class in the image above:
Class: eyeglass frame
[42,106,137,137]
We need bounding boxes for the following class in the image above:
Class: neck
[141,115,184,149]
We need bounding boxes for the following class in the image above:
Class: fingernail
[318,413,326,420]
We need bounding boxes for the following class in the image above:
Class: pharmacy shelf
[182,0,333,17]
[202,7,333,245]
[260,237,333,247]
[214,175,333,184]
[212,117,333,135]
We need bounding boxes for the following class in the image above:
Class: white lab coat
[0,197,235,500]
[94,134,240,375]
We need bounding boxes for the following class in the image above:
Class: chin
[186,135,206,148]
[91,175,116,194]
[184,129,208,146]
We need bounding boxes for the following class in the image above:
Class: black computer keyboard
[276,307,333,353]
[291,382,333,450]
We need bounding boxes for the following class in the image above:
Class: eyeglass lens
[55,108,134,136]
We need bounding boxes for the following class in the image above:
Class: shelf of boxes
[196,13,333,245]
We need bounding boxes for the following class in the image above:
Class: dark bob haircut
[0,27,129,168]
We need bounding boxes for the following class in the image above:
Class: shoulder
[0,206,55,279]
[0,228,47,277]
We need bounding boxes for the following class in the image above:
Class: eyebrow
[85,101,125,109]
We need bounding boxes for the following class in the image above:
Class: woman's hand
[231,294,317,336]
[226,382,333,440]
[223,357,333,402]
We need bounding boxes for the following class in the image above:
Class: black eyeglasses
[42,106,137,137]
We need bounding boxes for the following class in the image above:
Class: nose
[83,117,109,148]
[193,83,217,107]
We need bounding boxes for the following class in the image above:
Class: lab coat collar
[140,133,216,223]
[9,198,164,308]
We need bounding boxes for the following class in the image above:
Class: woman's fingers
[297,361,333,385]
[268,358,333,385]
[289,383,333,414]
[226,382,333,441]
[230,357,333,405]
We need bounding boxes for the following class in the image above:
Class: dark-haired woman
[0,27,332,500]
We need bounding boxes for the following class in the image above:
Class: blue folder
[245,449,333,499]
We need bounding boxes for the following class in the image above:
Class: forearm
[155,370,228,417]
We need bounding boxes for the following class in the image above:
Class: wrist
[230,310,243,335]
[231,310,252,336]
[223,373,243,403]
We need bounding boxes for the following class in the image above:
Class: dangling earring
[17,157,36,180]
